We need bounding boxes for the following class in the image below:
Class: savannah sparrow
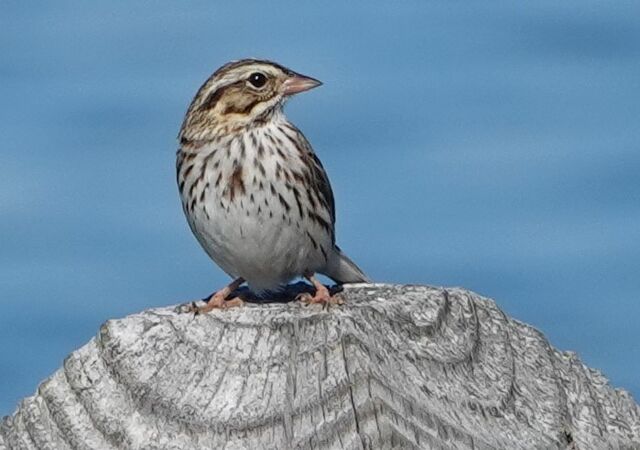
[177,59,369,313]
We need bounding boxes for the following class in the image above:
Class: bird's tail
[323,246,370,284]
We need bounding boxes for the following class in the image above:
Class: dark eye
[248,72,267,88]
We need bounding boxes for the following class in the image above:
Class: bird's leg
[190,277,245,314]
[297,272,344,305]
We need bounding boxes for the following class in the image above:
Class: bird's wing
[284,122,336,242]
[308,150,336,226]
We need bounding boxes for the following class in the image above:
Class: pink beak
[282,74,322,95]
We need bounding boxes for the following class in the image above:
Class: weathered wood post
[2,284,639,449]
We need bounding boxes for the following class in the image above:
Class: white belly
[191,198,322,291]
[178,125,333,292]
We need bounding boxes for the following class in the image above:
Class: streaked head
[179,59,322,143]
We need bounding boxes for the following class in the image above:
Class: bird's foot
[179,277,245,315]
[189,294,244,315]
[296,274,344,306]
[296,291,344,305]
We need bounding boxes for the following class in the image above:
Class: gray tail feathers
[323,247,370,284]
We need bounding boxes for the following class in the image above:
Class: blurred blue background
[1,0,639,415]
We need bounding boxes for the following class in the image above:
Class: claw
[223,297,245,308]
[179,277,245,315]
[296,292,313,303]
[296,273,344,306]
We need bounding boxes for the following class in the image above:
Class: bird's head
[179,59,322,144]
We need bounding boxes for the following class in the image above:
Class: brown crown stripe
[212,59,293,79]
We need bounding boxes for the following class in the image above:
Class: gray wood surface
[2,283,639,449]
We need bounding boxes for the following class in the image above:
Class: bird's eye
[248,72,267,88]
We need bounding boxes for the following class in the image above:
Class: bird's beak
[282,73,323,96]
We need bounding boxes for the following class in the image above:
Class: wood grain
[2,284,638,449]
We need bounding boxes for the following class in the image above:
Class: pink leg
[297,272,344,305]
[190,277,245,314]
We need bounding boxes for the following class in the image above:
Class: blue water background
[1,1,639,415]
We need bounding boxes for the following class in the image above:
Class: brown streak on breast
[291,171,304,183]
[310,211,331,232]
[254,156,266,177]
[320,245,328,261]
[292,186,304,218]
[281,130,299,150]
[228,164,245,202]
[183,164,194,179]
[180,137,210,150]
[306,231,318,249]
[306,187,317,209]
[278,193,290,212]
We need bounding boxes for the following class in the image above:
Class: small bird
[177,59,368,313]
